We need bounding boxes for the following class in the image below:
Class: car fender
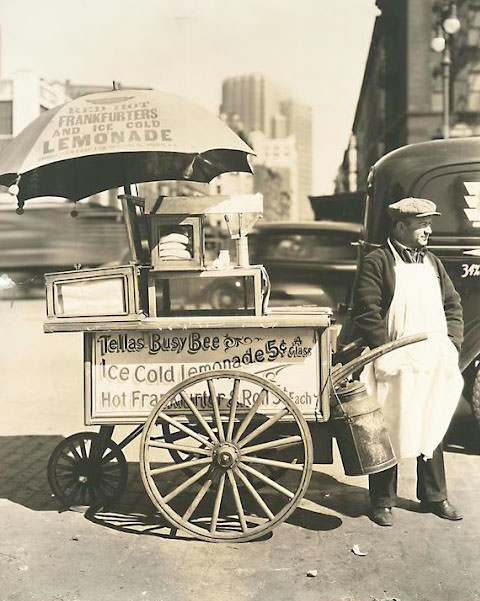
[459,318,480,372]
[268,280,337,309]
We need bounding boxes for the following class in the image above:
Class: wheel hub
[214,443,238,469]
[73,460,101,483]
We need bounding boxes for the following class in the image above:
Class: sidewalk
[1,300,479,601]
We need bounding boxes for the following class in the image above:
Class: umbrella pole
[121,183,143,264]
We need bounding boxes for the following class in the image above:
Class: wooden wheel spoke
[149,457,211,477]
[180,391,219,443]
[227,470,248,532]
[67,443,83,463]
[237,408,289,448]
[95,480,113,499]
[140,369,313,542]
[238,462,295,499]
[99,475,120,493]
[210,472,226,533]
[156,413,213,447]
[100,451,117,464]
[233,389,267,444]
[182,475,214,521]
[56,473,76,484]
[241,456,304,472]
[207,379,225,441]
[56,462,76,472]
[148,440,211,456]
[163,466,210,504]
[240,435,302,456]
[226,378,240,442]
[100,470,122,482]
[59,453,76,466]
[100,462,122,472]
[233,467,275,520]
[79,439,88,459]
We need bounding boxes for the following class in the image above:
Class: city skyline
[0,0,378,194]
[221,73,313,219]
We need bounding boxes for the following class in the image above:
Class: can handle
[330,333,428,388]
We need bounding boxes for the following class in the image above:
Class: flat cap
[387,197,441,219]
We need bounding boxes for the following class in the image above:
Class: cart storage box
[148,266,265,317]
[45,265,147,321]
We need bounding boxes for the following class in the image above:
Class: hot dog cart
[40,191,421,542]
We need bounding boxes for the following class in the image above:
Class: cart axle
[214,443,238,469]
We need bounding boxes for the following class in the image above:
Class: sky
[0,0,378,194]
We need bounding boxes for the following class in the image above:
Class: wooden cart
[43,193,414,542]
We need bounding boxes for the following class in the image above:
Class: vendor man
[352,197,464,527]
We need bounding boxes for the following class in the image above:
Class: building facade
[337,0,480,193]
[221,73,312,220]
[0,71,69,155]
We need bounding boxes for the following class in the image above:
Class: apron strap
[387,238,402,264]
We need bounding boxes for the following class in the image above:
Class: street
[0,298,479,601]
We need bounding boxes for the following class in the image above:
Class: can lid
[334,380,366,400]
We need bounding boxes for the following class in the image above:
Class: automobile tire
[469,362,480,429]
[208,285,240,310]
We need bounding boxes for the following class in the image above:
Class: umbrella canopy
[0,89,254,202]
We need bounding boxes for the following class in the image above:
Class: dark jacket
[352,244,464,351]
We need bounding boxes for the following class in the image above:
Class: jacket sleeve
[438,261,464,351]
[352,253,389,349]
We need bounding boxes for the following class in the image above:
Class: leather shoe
[420,499,463,521]
[370,506,393,526]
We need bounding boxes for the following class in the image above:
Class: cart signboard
[85,327,321,423]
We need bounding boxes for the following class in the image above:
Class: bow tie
[401,246,426,263]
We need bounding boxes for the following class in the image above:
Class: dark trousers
[369,444,447,507]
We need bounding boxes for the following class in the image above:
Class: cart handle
[330,332,428,387]
[331,337,365,366]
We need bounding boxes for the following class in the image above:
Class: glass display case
[45,265,147,322]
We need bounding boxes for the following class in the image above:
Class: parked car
[250,221,362,317]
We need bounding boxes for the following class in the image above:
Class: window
[253,231,359,263]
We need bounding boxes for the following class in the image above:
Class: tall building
[336,0,480,193]
[221,73,313,220]
[281,100,313,219]
[221,74,291,136]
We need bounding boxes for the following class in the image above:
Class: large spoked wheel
[47,432,128,508]
[140,370,313,542]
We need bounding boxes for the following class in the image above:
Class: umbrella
[0,89,254,205]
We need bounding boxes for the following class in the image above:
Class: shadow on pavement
[0,435,64,511]
[1,429,477,541]
[84,467,346,541]
[0,434,345,540]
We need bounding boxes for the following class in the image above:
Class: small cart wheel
[47,432,128,508]
[140,370,313,542]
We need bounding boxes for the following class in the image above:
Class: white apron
[361,241,463,459]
